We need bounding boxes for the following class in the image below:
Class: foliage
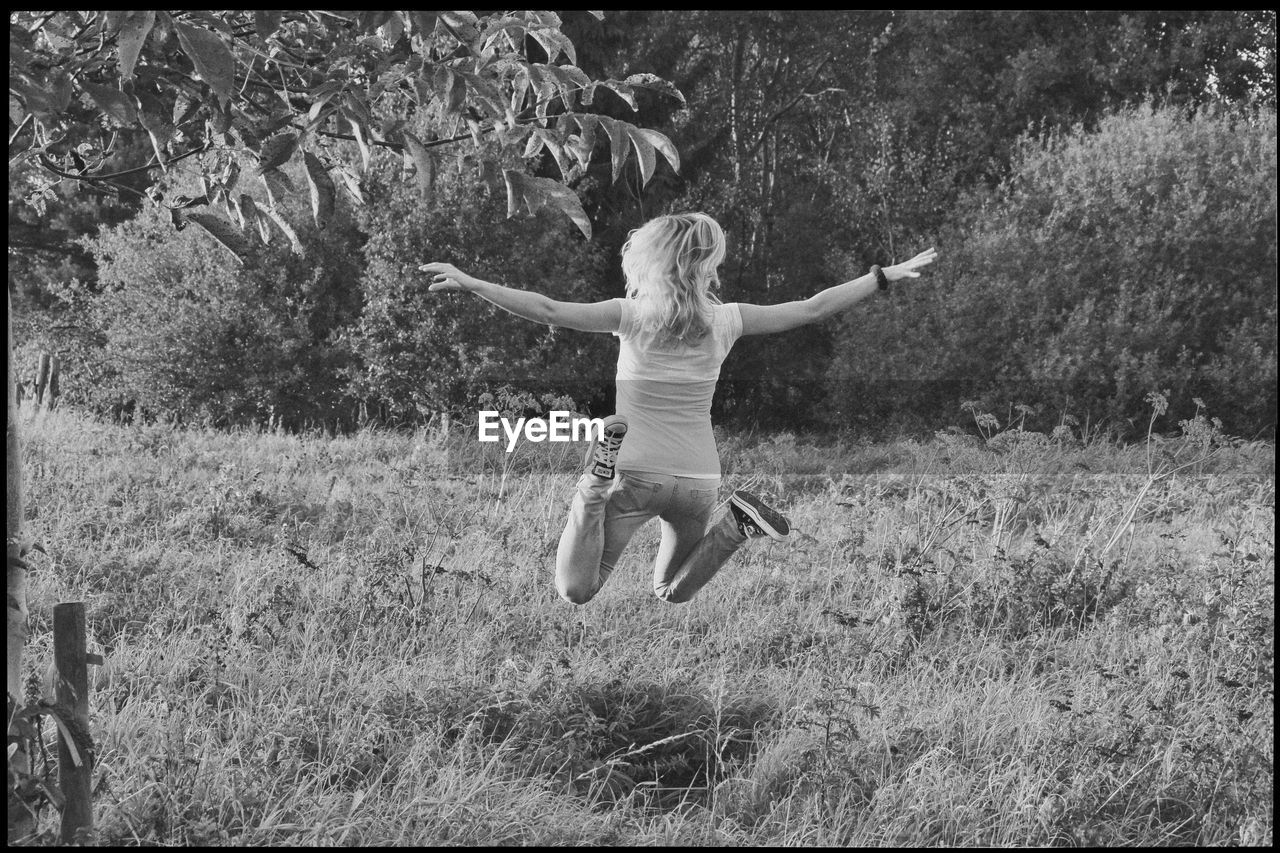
[349,145,611,421]
[825,103,1278,436]
[8,10,682,250]
[870,11,1276,190]
[8,11,1276,433]
[83,171,363,428]
[552,10,1275,429]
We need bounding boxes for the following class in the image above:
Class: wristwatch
[871,264,890,292]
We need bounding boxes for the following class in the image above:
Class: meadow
[14,403,1274,846]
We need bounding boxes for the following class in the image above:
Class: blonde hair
[620,212,726,343]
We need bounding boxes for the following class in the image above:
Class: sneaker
[588,415,628,479]
[730,491,790,541]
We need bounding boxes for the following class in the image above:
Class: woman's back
[613,298,743,479]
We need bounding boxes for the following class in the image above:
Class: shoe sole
[732,491,790,540]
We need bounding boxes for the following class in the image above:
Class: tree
[571,10,1275,428]
[85,170,365,428]
[351,136,612,422]
[824,103,1278,435]
[9,11,683,248]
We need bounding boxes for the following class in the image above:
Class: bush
[85,173,363,428]
[825,102,1278,436]
[349,151,612,423]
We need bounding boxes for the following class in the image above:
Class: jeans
[555,469,747,604]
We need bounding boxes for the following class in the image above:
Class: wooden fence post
[34,352,49,409]
[53,603,93,843]
[45,355,59,411]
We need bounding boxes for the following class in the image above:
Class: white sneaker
[588,415,628,479]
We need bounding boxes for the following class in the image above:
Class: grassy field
[13,405,1274,846]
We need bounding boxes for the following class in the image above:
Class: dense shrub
[85,174,363,428]
[349,151,612,422]
[825,103,1278,436]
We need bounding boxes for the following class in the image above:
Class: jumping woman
[421,213,936,605]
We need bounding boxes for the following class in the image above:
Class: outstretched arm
[419,262,621,333]
[739,248,938,336]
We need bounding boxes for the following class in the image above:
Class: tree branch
[746,55,834,159]
[37,155,148,199]
[8,114,34,149]
[40,141,212,184]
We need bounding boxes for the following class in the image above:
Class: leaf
[543,63,591,111]
[400,132,436,200]
[256,211,274,244]
[480,17,527,53]
[599,116,629,184]
[253,10,281,40]
[45,711,83,768]
[175,23,236,103]
[116,11,156,80]
[466,116,484,148]
[408,12,439,36]
[587,11,605,20]
[533,128,575,181]
[260,168,293,207]
[566,114,599,168]
[210,99,233,134]
[503,170,591,239]
[334,164,365,204]
[524,11,562,28]
[356,10,393,35]
[438,10,479,43]
[345,113,371,172]
[254,131,299,175]
[168,193,209,210]
[305,89,339,130]
[79,81,137,127]
[378,12,405,47]
[302,151,335,228]
[263,206,304,256]
[623,72,685,105]
[237,193,259,234]
[101,11,127,38]
[528,28,576,66]
[522,130,546,160]
[46,70,73,114]
[598,79,637,111]
[144,122,174,171]
[185,212,251,262]
[435,67,466,115]
[633,127,679,174]
[222,158,241,194]
[167,90,195,128]
[626,126,656,186]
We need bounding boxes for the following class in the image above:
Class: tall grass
[13,403,1273,846]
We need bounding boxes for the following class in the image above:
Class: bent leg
[652,480,746,603]
[555,471,661,604]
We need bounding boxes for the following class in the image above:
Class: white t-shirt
[611,297,743,479]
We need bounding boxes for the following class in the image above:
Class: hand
[884,247,938,282]
[418,262,477,292]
